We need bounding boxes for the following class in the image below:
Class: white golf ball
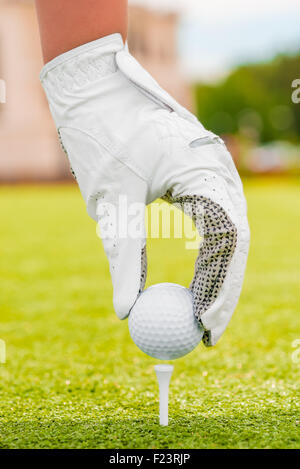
[128,283,204,360]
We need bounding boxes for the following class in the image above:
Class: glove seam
[58,125,151,187]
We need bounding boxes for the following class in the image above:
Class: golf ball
[128,283,204,360]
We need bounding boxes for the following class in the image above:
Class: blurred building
[0,0,68,181]
[0,0,192,182]
[128,0,193,110]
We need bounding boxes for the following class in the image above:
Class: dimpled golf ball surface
[129,283,204,360]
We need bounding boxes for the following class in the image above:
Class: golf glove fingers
[40,34,250,346]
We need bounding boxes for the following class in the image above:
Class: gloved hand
[40,33,250,346]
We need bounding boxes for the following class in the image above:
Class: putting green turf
[0,178,299,449]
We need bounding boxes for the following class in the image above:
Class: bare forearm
[35,0,128,63]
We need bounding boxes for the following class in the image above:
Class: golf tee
[154,364,174,426]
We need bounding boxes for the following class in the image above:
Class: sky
[177,0,300,81]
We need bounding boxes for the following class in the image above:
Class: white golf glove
[40,33,250,346]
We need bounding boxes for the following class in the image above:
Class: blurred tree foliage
[195,53,300,143]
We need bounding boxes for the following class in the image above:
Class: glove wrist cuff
[40,33,124,95]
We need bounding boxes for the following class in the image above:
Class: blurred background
[0,0,299,181]
[1,0,300,449]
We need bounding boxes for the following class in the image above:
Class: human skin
[35,0,128,63]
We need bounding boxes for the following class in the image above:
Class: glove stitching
[58,125,151,186]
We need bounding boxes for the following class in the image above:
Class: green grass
[0,178,299,449]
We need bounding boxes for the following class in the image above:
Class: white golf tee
[154,364,174,426]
